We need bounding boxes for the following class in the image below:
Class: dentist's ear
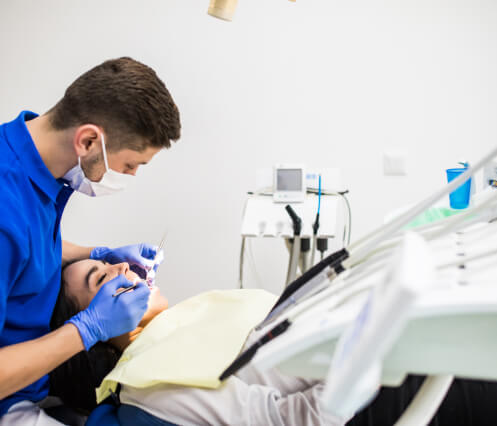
[73,124,103,157]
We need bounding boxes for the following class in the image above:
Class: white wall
[1,0,496,304]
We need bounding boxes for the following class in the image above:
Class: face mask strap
[100,132,110,172]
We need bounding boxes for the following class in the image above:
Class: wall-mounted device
[273,164,306,203]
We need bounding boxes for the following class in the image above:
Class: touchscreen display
[277,169,302,191]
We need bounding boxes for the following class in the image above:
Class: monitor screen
[277,169,302,191]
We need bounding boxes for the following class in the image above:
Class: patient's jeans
[118,404,176,426]
[119,363,344,426]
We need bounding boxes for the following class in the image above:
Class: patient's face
[62,259,168,325]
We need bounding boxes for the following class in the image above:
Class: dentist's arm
[0,323,84,399]
[0,231,89,398]
[62,240,94,264]
[0,272,149,399]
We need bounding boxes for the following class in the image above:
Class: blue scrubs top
[0,111,74,416]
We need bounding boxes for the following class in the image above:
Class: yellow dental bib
[96,289,277,403]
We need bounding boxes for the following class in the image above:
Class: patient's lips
[145,277,156,289]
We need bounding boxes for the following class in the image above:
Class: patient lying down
[50,260,343,426]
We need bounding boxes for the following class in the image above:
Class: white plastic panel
[241,194,339,238]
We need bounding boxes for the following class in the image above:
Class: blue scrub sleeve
[0,228,26,334]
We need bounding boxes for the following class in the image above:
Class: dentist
[0,57,181,424]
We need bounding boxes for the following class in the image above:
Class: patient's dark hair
[49,262,122,414]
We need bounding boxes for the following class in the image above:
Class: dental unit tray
[252,277,497,386]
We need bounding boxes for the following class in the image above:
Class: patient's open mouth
[133,276,155,289]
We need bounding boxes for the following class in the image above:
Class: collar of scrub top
[4,111,64,202]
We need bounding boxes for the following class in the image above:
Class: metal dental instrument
[146,232,167,283]
[113,233,167,298]
[112,282,140,298]
[155,233,167,262]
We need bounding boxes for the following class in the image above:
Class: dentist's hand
[90,243,162,278]
[144,249,164,286]
[68,275,150,351]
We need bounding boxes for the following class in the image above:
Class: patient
[49,259,344,426]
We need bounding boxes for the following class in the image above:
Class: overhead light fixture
[208,0,295,22]
[208,0,238,21]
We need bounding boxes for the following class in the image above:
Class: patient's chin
[150,288,168,311]
[141,289,168,322]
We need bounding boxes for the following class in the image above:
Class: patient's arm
[0,323,84,400]
[62,240,94,265]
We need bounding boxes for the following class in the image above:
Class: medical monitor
[273,164,306,203]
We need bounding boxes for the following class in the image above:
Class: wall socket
[383,150,407,176]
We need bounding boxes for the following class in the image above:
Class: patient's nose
[115,262,130,275]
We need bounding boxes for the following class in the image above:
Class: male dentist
[0,57,181,424]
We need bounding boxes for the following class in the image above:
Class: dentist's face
[62,259,168,324]
[73,126,162,182]
[82,144,161,181]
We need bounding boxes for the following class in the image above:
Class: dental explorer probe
[112,279,144,297]
[145,232,167,284]
[220,145,497,381]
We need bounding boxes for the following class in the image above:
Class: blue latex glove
[91,243,160,279]
[68,275,150,350]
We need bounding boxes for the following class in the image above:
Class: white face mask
[63,133,134,197]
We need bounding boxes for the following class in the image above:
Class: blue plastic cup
[446,168,471,209]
